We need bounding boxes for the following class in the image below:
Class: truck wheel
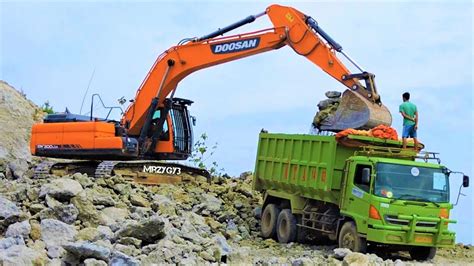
[409,247,436,261]
[338,221,367,253]
[261,204,280,239]
[277,209,297,243]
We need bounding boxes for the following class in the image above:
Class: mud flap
[319,90,392,131]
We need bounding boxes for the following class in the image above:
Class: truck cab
[340,153,456,260]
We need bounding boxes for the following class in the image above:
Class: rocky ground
[0,170,472,265]
[0,81,473,265]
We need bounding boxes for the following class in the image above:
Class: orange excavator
[30,4,391,182]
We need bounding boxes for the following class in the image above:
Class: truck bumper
[367,215,456,248]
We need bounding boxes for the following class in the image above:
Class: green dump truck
[253,132,469,260]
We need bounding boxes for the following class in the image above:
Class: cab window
[354,164,371,193]
[152,110,169,141]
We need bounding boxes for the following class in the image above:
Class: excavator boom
[123,4,391,137]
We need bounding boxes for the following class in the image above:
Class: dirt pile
[0,81,43,178]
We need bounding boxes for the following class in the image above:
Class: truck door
[342,162,373,234]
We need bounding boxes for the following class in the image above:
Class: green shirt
[399,101,417,126]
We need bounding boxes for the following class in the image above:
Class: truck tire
[277,209,297,243]
[261,204,280,239]
[409,247,436,261]
[338,221,367,253]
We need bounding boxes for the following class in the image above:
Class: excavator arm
[122,4,391,138]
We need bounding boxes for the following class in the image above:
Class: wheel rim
[279,217,288,237]
[342,232,355,250]
[263,211,271,228]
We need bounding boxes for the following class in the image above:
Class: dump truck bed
[253,133,417,205]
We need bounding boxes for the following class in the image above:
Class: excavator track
[34,160,211,185]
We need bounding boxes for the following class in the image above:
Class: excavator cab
[144,98,194,160]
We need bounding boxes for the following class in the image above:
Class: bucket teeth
[319,90,392,132]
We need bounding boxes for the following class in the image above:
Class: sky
[1,1,472,244]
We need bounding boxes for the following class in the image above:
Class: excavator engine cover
[318,90,392,131]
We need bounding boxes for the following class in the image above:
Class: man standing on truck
[399,92,418,150]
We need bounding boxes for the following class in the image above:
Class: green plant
[41,101,54,115]
[189,133,225,176]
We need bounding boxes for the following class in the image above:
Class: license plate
[415,235,433,244]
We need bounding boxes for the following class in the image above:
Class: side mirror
[463,175,469,187]
[191,116,197,126]
[362,168,371,184]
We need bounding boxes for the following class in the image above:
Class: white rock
[39,178,83,200]
[343,252,369,266]
[0,196,21,221]
[110,251,140,266]
[41,219,77,247]
[100,207,129,227]
[334,248,352,259]
[97,225,114,240]
[84,258,108,266]
[63,242,111,261]
[0,236,25,250]
[0,245,45,265]
[5,220,31,239]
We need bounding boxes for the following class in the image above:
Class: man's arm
[414,111,418,130]
[400,111,415,121]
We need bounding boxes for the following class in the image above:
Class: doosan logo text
[211,38,260,54]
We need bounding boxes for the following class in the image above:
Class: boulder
[152,194,177,216]
[86,188,116,207]
[72,173,94,188]
[325,91,342,98]
[40,219,77,258]
[343,252,370,266]
[84,258,108,266]
[334,248,352,259]
[7,159,29,179]
[129,194,149,207]
[63,242,111,261]
[52,204,79,224]
[97,225,114,240]
[5,220,31,239]
[100,207,129,227]
[115,216,165,244]
[0,245,46,265]
[0,236,25,250]
[71,191,102,226]
[317,98,340,111]
[193,194,222,213]
[0,196,21,223]
[39,178,83,200]
[116,237,142,248]
[76,227,101,242]
[110,251,140,266]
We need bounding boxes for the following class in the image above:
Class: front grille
[385,215,409,226]
[385,215,437,228]
[416,221,437,227]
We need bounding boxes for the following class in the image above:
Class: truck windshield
[374,163,449,203]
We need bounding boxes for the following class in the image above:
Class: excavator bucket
[318,90,392,132]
